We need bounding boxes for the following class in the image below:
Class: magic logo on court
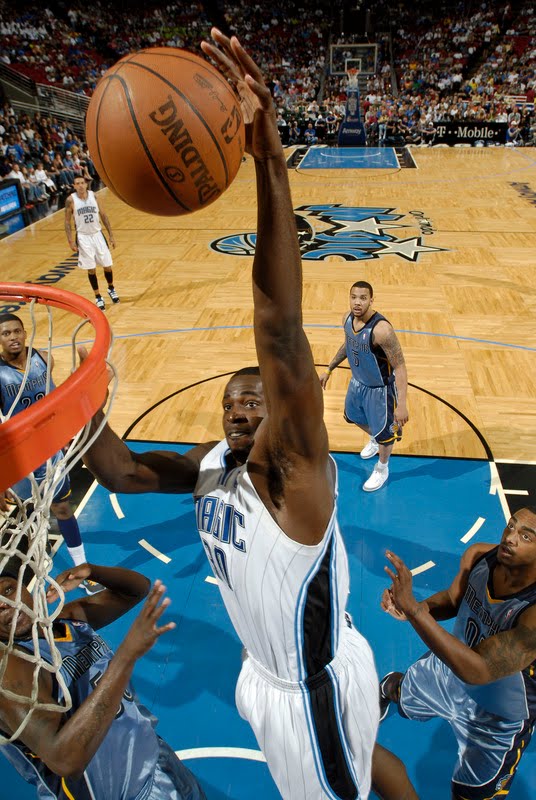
[210,205,448,262]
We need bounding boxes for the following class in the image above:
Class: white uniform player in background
[82,31,418,800]
[65,175,120,310]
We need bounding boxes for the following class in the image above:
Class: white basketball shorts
[77,232,113,270]
[236,626,379,799]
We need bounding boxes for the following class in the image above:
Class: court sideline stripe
[50,325,536,354]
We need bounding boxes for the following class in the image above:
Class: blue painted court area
[2,446,534,799]
[299,147,399,170]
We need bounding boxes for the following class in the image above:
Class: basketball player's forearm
[64,218,74,243]
[422,589,458,620]
[407,607,489,684]
[394,363,408,404]
[83,412,148,491]
[327,344,347,371]
[100,213,113,239]
[252,157,302,333]
[46,649,138,776]
[86,564,150,601]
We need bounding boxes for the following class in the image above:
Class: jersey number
[201,539,233,590]
[20,391,45,408]
[90,672,133,719]
[351,350,360,367]
[84,213,94,224]
[465,618,484,648]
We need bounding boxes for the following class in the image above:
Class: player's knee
[51,500,73,520]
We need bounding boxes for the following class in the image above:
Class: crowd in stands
[0,102,98,219]
[0,0,535,180]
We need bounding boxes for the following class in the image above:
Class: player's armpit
[474,606,536,681]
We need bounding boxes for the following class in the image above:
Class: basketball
[85,48,245,216]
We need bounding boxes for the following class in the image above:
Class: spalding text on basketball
[221,106,242,145]
[149,95,220,205]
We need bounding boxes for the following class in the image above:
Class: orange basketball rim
[0,283,112,492]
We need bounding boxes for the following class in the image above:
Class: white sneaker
[363,464,389,492]
[360,437,379,459]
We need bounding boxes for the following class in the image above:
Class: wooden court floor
[1,146,536,463]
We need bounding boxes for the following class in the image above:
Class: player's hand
[319,371,331,389]
[394,403,409,427]
[77,345,114,406]
[201,29,282,161]
[0,490,16,514]
[120,580,176,660]
[384,550,420,618]
[47,563,92,602]
[68,239,77,251]
[380,587,407,621]
[109,238,116,249]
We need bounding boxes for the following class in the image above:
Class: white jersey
[194,439,352,682]
[71,190,102,235]
[194,440,379,799]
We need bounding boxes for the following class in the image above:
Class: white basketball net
[0,298,117,744]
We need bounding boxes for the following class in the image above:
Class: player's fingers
[384,565,397,583]
[386,550,404,569]
[230,36,265,85]
[210,28,238,60]
[77,344,89,364]
[148,596,171,623]
[142,580,165,612]
[154,620,176,637]
[201,40,243,84]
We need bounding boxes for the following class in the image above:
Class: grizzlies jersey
[0,348,52,418]
[452,547,536,720]
[2,619,161,800]
[71,190,102,235]
[344,311,393,387]
[194,440,352,682]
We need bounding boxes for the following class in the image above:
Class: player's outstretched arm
[84,409,215,493]
[203,31,331,544]
[46,562,150,626]
[0,582,174,778]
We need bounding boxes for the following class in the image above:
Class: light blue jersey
[0,348,67,499]
[343,312,401,444]
[1,619,205,800]
[0,348,51,418]
[343,311,393,387]
[452,546,536,720]
[399,547,536,798]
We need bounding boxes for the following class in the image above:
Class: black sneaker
[379,671,396,722]
[107,287,120,303]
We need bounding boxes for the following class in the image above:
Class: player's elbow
[45,751,88,780]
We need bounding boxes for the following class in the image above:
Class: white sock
[67,544,87,566]
[376,460,389,472]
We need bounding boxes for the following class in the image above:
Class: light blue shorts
[143,738,206,800]
[344,377,401,445]
[400,652,533,798]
